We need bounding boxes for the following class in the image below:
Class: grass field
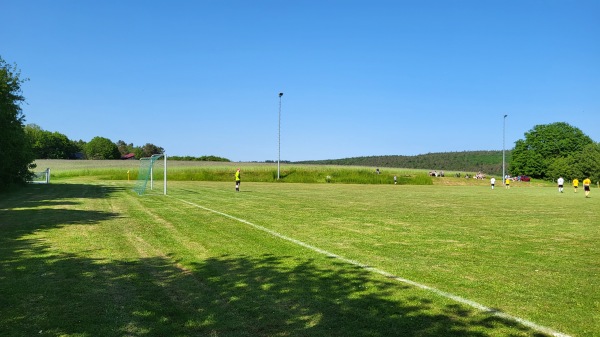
[31,159,459,185]
[1,164,598,336]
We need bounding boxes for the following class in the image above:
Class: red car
[519,175,531,182]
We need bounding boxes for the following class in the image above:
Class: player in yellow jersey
[572,178,579,193]
[583,177,591,198]
[505,177,510,189]
[235,168,241,192]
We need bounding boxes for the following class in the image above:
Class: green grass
[33,159,438,185]
[1,173,597,336]
[35,159,550,186]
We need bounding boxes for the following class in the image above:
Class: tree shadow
[0,183,123,234]
[1,250,551,336]
[2,183,125,208]
[0,184,553,337]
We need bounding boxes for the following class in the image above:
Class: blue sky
[3,1,599,162]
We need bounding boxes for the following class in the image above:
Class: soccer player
[490,177,496,189]
[583,177,591,198]
[573,178,579,193]
[235,168,241,192]
[505,177,510,189]
[557,177,564,193]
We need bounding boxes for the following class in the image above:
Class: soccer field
[1,180,598,336]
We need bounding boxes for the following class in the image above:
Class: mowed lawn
[1,179,598,336]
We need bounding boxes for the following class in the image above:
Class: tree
[85,137,121,159]
[509,122,594,179]
[573,143,600,182]
[510,140,546,177]
[139,143,164,158]
[0,57,35,190]
[116,140,135,156]
[546,156,577,181]
[25,124,79,159]
[72,139,87,159]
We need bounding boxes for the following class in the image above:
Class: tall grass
[35,160,434,185]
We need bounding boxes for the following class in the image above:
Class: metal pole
[278,92,283,180]
[164,153,167,195]
[150,165,154,190]
[502,114,507,184]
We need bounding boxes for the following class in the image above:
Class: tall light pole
[502,114,508,184]
[278,92,283,180]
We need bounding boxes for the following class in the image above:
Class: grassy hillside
[296,150,512,175]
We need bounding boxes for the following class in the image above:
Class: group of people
[233,168,592,198]
[490,175,592,197]
[428,170,445,177]
[489,176,514,189]
[461,172,485,179]
[558,177,592,197]
[489,177,510,189]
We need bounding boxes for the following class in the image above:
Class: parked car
[519,175,531,182]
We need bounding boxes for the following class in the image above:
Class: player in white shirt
[557,177,564,193]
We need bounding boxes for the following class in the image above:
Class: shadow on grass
[1,183,125,208]
[0,184,550,336]
[0,183,123,233]
[0,253,551,336]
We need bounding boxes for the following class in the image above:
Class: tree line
[297,150,509,175]
[0,57,230,191]
[24,123,165,160]
[298,122,600,182]
[2,56,598,191]
[25,124,230,162]
[168,155,230,162]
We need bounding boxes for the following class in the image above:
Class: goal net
[30,168,50,184]
[134,154,167,195]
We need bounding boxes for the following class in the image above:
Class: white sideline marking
[176,198,572,337]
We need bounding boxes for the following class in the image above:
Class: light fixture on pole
[502,114,508,184]
[278,92,283,180]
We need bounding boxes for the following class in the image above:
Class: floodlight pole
[278,92,283,180]
[502,114,508,184]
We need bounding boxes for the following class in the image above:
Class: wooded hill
[296,150,511,175]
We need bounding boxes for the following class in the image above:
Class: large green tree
[573,143,600,182]
[0,57,35,190]
[139,143,164,158]
[25,124,79,159]
[116,140,135,156]
[85,137,121,159]
[510,122,595,179]
[116,140,163,159]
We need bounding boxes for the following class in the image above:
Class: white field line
[176,198,572,337]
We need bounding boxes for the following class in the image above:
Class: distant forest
[296,150,511,175]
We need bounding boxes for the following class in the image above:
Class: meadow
[1,160,597,336]
[32,159,437,185]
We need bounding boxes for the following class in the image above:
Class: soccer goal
[134,154,167,196]
[30,168,51,184]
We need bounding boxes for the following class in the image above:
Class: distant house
[121,153,136,160]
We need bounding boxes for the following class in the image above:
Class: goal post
[134,154,167,196]
[30,168,50,184]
